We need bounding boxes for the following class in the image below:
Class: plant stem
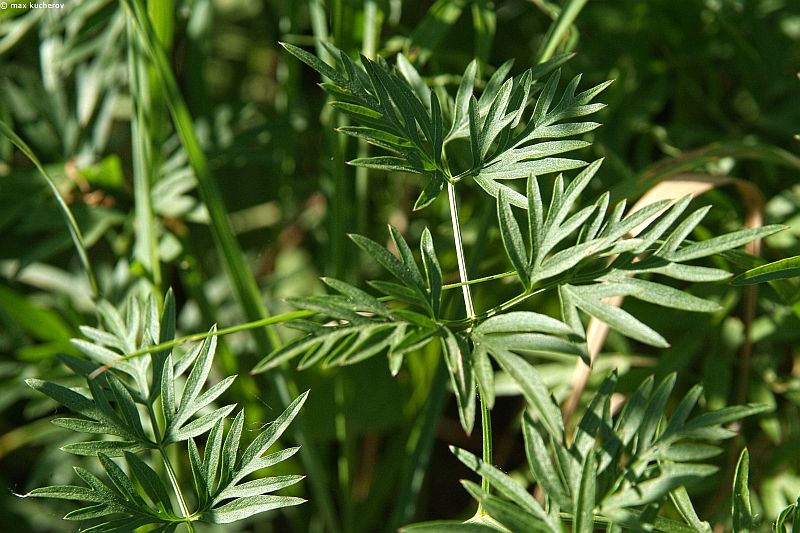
[88,310,313,377]
[92,273,535,375]
[387,356,449,530]
[161,448,195,532]
[537,0,588,63]
[479,385,492,498]
[446,182,475,321]
[334,374,352,532]
[442,270,515,291]
[127,14,162,290]
[355,0,381,235]
[446,181,494,512]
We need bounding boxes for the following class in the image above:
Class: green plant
[20,290,308,531]
[407,374,767,532]
[4,2,798,532]
[732,256,800,286]
[245,40,784,530]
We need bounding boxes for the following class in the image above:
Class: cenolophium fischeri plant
[249,42,782,531]
[21,290,309,532]
[17,22,787,533]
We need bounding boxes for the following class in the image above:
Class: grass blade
[0,120,98,297]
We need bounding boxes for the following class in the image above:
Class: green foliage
[259,38,781,467]
[21,291,307,530]
[412,373,768,532]
[732,256,800,286]
[773,497,800,533]
[732,449,760,532]
[3,1,800,532]
[281,41,608,210]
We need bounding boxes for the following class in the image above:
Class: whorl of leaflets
[23,291,309,531]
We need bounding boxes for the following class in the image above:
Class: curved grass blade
[0,120,98,296]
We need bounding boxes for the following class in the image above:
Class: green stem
[146,401,162,443]
[442,270,515,290]
[446,181,495,512]
[537,0,589,63]
[479,385,492,498]
[387,356,449,530]
[88,310,313,378]
[127,14,162,289]
[91,270,531,376]
[160,448,195,532]
[446,182,475,321]
[488,289,538,316]
[355,0,381,235]
[334,374,352,531]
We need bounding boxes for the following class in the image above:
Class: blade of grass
[405,0,468,66]
[387,356,449,531]
[309,0,350,279]
[471,0,495,67]
[122,2,341,531]
[123,0,278,347]
[126,14,161,289]
[356,0,382,235]
[335,374,353,532]
[0,121,99,297]
[537,0,589,63]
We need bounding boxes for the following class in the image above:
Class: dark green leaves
[452,447,558,530]
[472,312,574,438]
[497,189,530,288]
[451,372,766,532]
[490,160,775,352]
[732,449,759,532]
[204,495,306,524]
[441,330,476,434]
[563,284,669,348]
[26,455,179,529]
[283,42,448,206]
[282,41,608,210]
[163,328,237,444]
[253,226,446,375]
[469,71,609,208]
[24,291,307,530]
[732,255,800,285]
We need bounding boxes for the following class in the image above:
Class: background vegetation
[1,0,800,531]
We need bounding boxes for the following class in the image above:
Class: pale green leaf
[461,481,553,533]
[233,391,309,483]
[601,464,718,510]
[441,330,475,434]
[61,440,143,457]
[205,495,306,524]
[487,347,563,439]
[564,285,669,348]
[574,451,596,533]
[522,413,570,507]
[667,225,785,262]
[452,447,553,527]
[732,255,800,285]
[420,227,443,315]
[497,189,530,288]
